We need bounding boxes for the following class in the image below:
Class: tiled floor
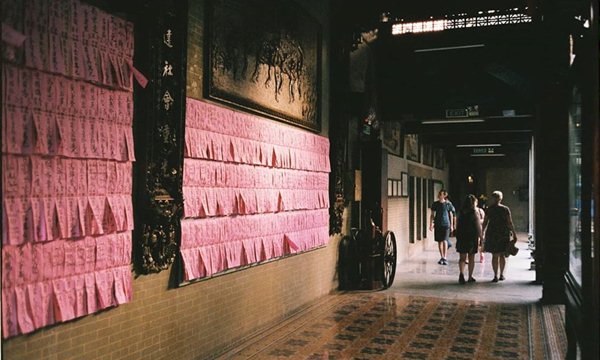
[222,235,566,359]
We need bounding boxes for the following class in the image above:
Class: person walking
[455,195,483,284]
[476,203,486,263]
[429,190,456,265]
[483,191,518,282]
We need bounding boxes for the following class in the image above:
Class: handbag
[505,240,519,256]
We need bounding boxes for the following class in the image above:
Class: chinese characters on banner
[1,0,135,338]
[161,28,175,110]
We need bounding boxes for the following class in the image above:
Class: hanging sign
[472,147,496,155]
[445,105,479,118]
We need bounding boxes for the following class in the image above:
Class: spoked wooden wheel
[382,231,397,289]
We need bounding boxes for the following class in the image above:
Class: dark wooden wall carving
[329,129,347,235]
[328,4,353,235]
[133,0,187,275]
[205,0,322,132]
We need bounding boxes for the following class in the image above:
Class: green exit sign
[472,147,496,154]
[446,109,469,118]
[445,105,479,118]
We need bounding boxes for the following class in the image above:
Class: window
[409,176,415,243]
[569,87,583,285]
[388,178,409,198]
[422,178,429,239]
[387,179,401,197]
[416,178,422,240]
[391,9,532,36]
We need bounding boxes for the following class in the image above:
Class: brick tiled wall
[186,0,203,100]
[483,154,529,232]
[2,238,340,359]
[386,155,450,261]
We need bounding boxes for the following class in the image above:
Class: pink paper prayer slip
[94,268,115,309]
[127,61,148,88]
[30,197,48,242]
[71,39,85,79]
[66,197,84,238]
[113,266,130,305]
[48,34,67,75]
[63,239,78,277]
[84,272,98,314]
[24,28,47,71]
[180,248,200,281]
[73,275,87,318]
[53,277,76,322]
[14,285,35,334]
[2,287,19,338]
[107,195,125,231]
[27,281,54,329]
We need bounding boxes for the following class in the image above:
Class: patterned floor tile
[222,240,566,360]
[223,291,566,360]
[268,348,296,357]
[360,346,386,355]
[285,338,308,346]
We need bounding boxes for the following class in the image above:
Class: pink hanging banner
[1,0,136,339]
[181,98,330,282]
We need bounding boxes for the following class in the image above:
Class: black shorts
[434,226,450,242]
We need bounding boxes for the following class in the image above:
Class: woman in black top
[455,194,482,284]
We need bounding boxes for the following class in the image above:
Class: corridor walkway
[391,234,541,303]
[222,236,566,359]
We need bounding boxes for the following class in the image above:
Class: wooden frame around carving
[405,134,420,162]
[422,143,433,166]
[204,0,322,132]
[434,148,445,169]
[383,121,403,156]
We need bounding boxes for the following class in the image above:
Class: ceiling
[334,0,590,152]
[374,21,543,119]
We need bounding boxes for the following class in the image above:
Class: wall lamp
[456,144,501,148]
[414,44,485,52]
[421,119,485,124]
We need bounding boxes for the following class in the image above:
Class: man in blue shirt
[429,190,456,265]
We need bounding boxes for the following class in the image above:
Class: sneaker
[499,275,505,281]
[442,259,448,265]
[438,258,444,265]
[468,277,476,283]
[491,277,499,283]
[459,274,466,284]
